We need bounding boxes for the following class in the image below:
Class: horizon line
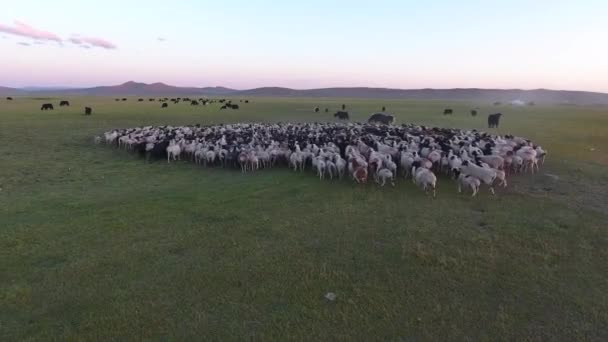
[3,81,608,95]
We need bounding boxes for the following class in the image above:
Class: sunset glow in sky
[1,0,607,91]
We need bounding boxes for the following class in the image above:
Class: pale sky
[1,0,607,92]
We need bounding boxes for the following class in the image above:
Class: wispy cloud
[0,21,61,42]
[17,41,31,46]
[0,20,117,50]
[157,37,167,42]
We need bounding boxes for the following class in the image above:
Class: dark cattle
[341,104,346,110]
[368,113,394,125]
[6,97,13,100]
[220,105,227,110]
[382,106,386,112]
[191,101,199,106]
[230,104,239,110]
[149,98,155,102]
[443,108,453,115]
[59,100,70,107]
[244,100,249,103]
[40,103,54,111]
[138,99,144,102]
[471,110,478,116]
[122,98,127,101]
[488,113,502,128]
[161,103,168,108]
[334,111,349,120]
[325,108,329,113]
[314,107,320,113]
[115,99,120,102]
[84,107,92,115]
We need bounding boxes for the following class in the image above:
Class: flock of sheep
[99,122,547,197]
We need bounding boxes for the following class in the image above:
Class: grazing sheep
[456,173,481,197]
[460,160,497,195]
[100,122,543,193]
[166,141,181,162]
[376,168,394,187]
[412,164,437,197]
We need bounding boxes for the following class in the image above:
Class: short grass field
[1,96,607,340]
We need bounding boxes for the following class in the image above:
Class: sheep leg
[490,186,496,196]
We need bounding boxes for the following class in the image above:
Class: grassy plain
[1,96,607,340]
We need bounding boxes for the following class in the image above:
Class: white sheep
[457,174,481,197]
[413,166,437,197]
[460,161,497,195]
[376,168,395,187]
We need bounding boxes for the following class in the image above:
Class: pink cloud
[80,37,116,49]
[0,21,61,42]
[69,35,116,49]
[0,20,117,50]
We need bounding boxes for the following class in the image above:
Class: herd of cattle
[31,97,249,115]
[98,122,546,196]
[5,97,503,128]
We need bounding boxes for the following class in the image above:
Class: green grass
[1,96,607,340]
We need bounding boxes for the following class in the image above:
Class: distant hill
[236,87,608,104]
[55,81,237,96]
[3,81,608,104]
[0,86,23,96]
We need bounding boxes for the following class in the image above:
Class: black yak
[59,100,70,107]
[368,113,394,125]
[41,103,54,110]
[488,113,502,128]
[85,107,92,115]
[443,108,453,115]
[334,111,349,120]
